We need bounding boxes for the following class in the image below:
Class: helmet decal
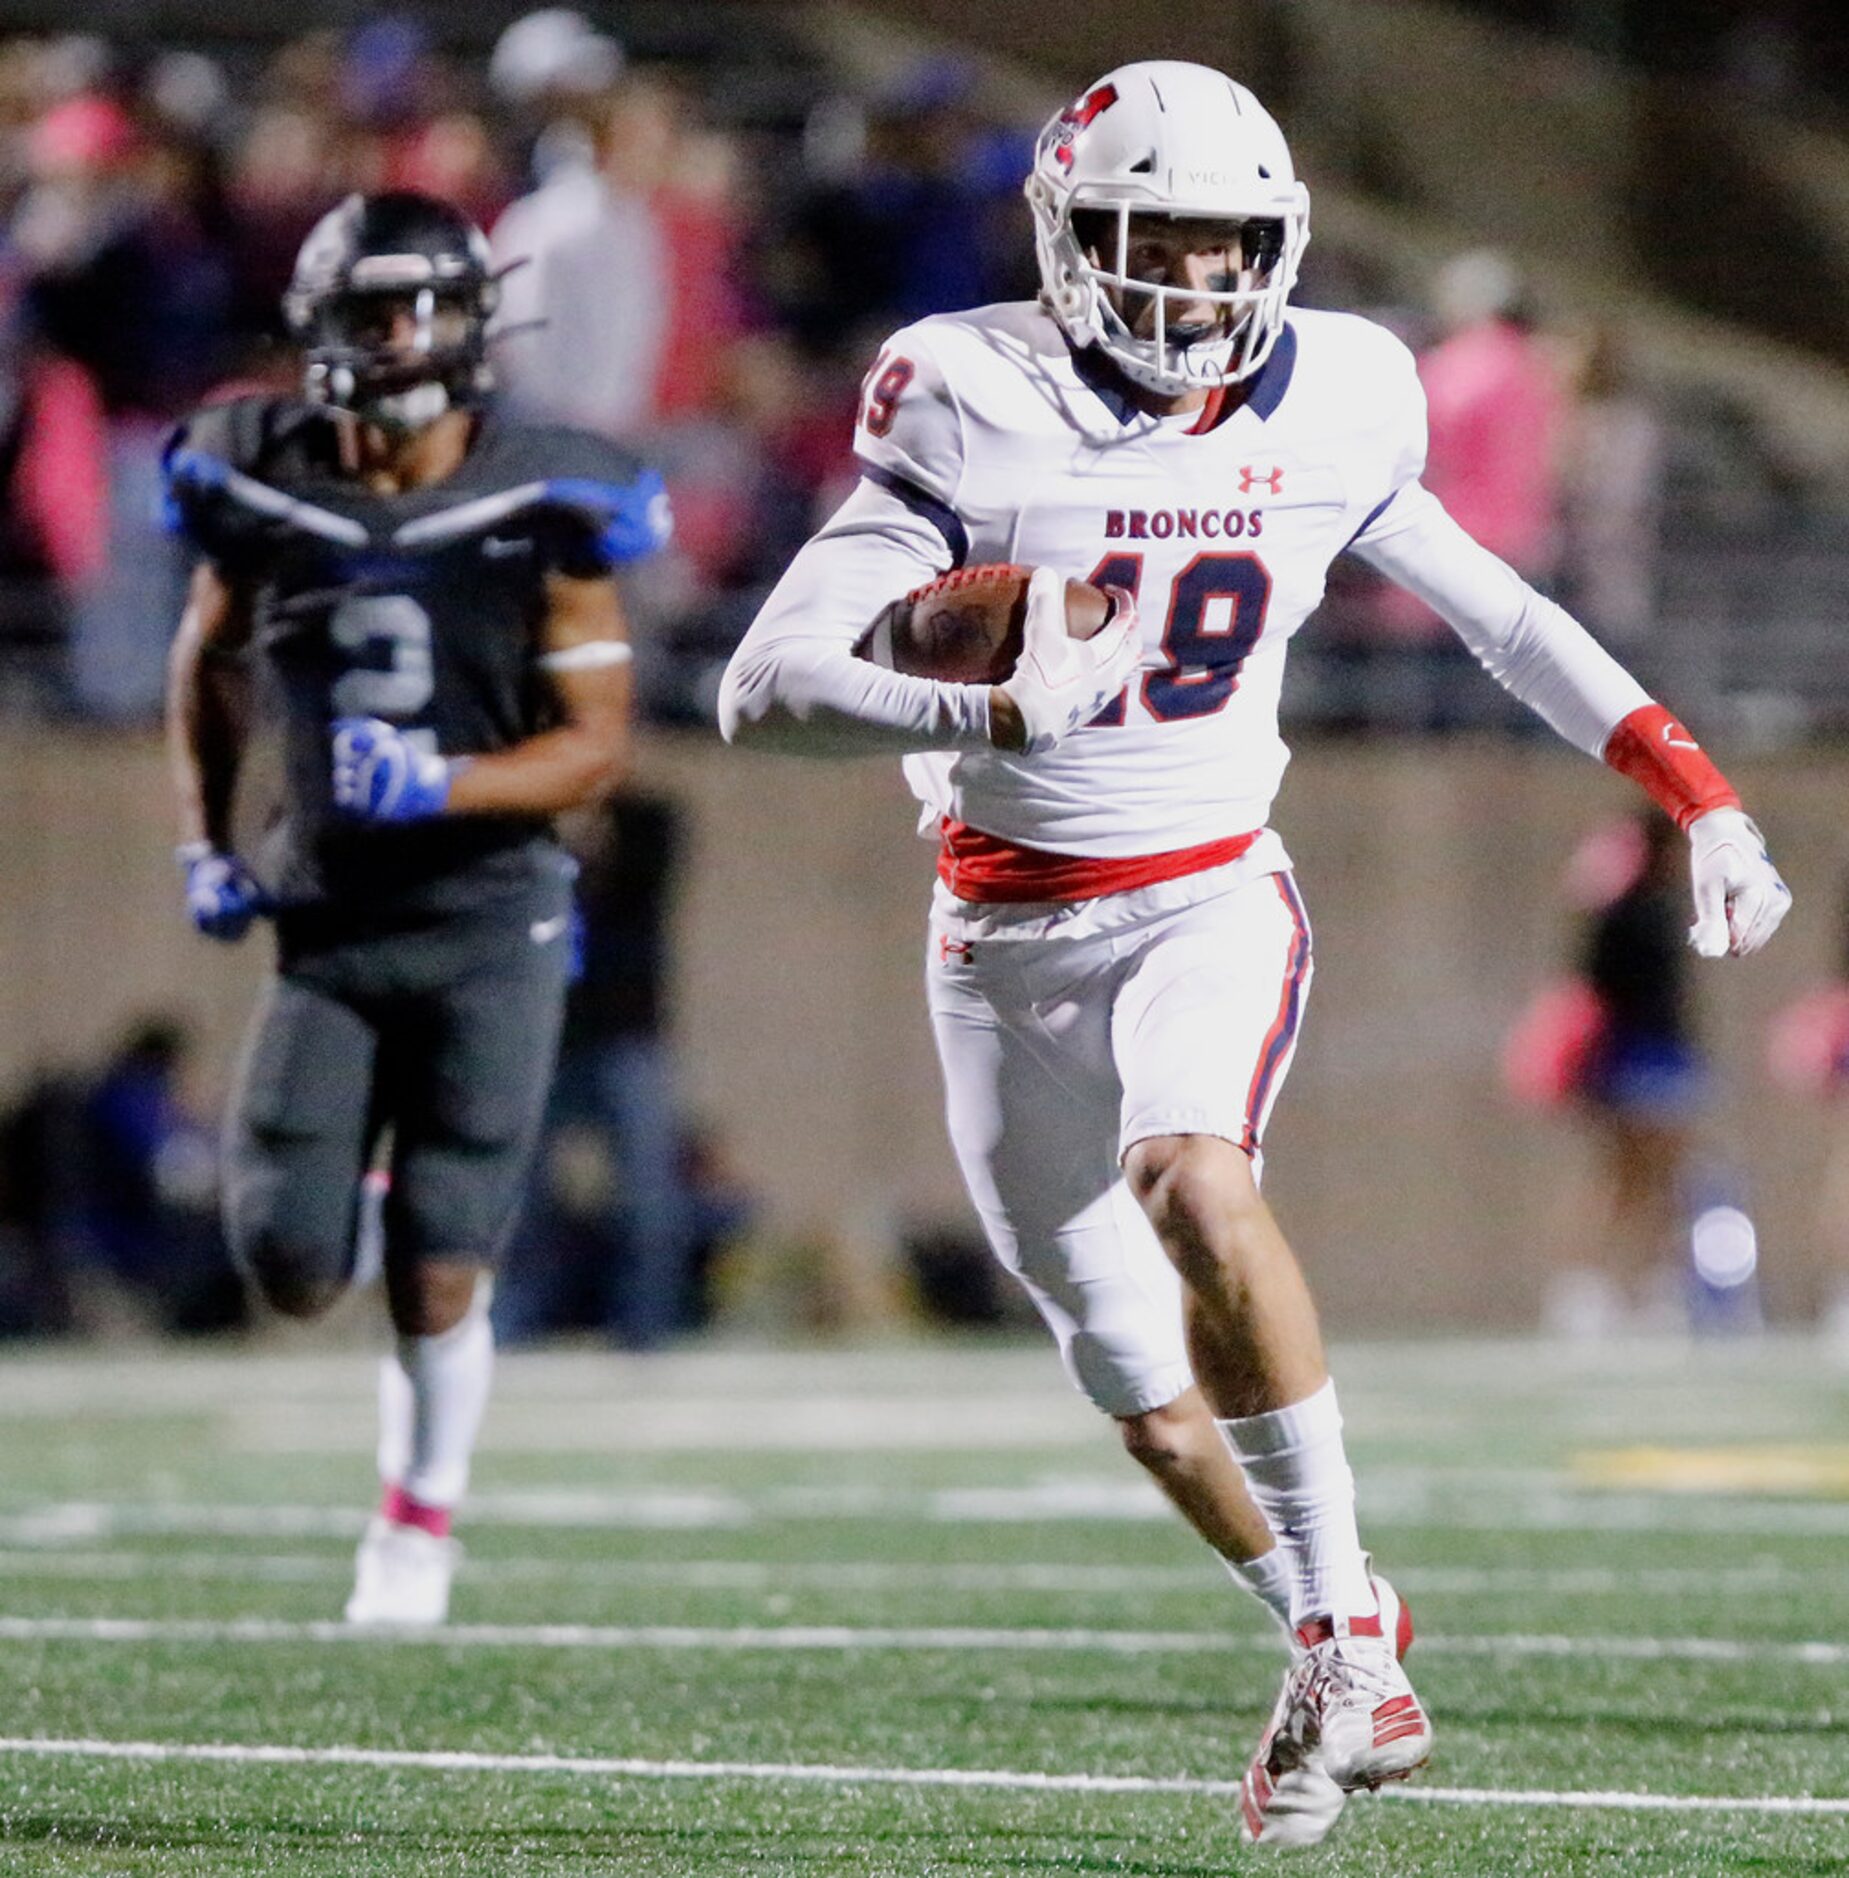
[1052,82,1118,172]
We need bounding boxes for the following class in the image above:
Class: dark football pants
[223,874,572,1305]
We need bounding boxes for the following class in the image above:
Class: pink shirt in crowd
[1417,317,1563,577]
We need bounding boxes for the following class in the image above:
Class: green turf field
[0,1334,1842,1874]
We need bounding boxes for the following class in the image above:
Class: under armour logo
[1239,465,1285,495]
[938,935,975,965]
[1052,82,1119,171]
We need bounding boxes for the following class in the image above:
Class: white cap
[489,9,624,106]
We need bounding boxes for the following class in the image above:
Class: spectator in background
[0,1020,242,1338]
[638,333,856,721]
[76,1017,245,1335]
[769,59,1034,363]
[225,103,340,332]
[1348,249,1567,729]
[0,1066,82,1337]
[487,7,624,190]
[387,109,509,235]
[1559,325,1664,650]
[338,16,512,233]
[1544,813,1710,1338]
[498,790,695,1348]
[16,89,235,720]
[1419,249,1564,586]
[649,121,751,422]
[491,74,671,440]
[0,230,107,709]
[856,57,1031,324]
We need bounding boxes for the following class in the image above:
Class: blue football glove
[177,842,267,942]
[330,717,453,822]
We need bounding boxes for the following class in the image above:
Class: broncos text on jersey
[852,302,1423,858]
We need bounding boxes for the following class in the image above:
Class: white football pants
[927,865,1312,1418]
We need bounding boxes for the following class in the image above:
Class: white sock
[377,1281,495,1511]
[1222,1544,1295,1633]
[1218,1378,1375,1628]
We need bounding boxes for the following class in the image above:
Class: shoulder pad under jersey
[162,396,365,561]
[522,425,674,571]
[386,421,672,574]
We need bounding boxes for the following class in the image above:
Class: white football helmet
[1026,61,1310,396]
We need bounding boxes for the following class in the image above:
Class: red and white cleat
[1238,1571,1424,1849]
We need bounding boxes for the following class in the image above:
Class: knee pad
[225,1190,350,1318]
[241,1237,347,1318]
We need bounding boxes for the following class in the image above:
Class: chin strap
[1601,702,1741,830]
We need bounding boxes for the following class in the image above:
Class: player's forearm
[442,723,629,817]
[719,503,990,756]
[720,633,993,756]
[1355,487,1759,833]
[165,633,248,850]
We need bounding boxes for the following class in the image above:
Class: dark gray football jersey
[164,396,669,920]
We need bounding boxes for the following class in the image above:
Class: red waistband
[937,819,1261,904]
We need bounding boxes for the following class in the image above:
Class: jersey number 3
[1088,550,1273,724]
[330,594,435,720]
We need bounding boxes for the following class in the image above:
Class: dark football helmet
[284,191,498,430]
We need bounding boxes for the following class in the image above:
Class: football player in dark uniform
[163,191,670,1623]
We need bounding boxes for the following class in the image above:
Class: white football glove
[1688,806,1790,958]
[998,566,1142,755]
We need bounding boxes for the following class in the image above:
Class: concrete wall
[3,725,1843,1332]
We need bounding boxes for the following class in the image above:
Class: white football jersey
[856,301,1422,855]
[721,300,1647,859]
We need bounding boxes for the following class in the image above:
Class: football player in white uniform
[719,61,1789,1848]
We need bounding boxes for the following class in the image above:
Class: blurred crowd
[0,13,1685,736]
[0,17,1038,725]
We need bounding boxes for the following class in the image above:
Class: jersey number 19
[1086,551,1272,725]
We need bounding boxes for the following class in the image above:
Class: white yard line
[4,1488,1848,1542]
[0,1549,1817,1600]
[0,1613,1838,1665]
[232,1399,1106,1453]
[0,1735,1839,1817]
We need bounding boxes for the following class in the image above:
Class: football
[854,562,1114,685]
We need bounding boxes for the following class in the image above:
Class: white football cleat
[1239,1570,1420,1849]
[343,1515,458,1626]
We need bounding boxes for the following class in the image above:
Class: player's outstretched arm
[1352,483,1790,958]
[166,560,266,941]
[332,572,631,822]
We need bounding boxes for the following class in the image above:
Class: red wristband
[1601,703,1741,831]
